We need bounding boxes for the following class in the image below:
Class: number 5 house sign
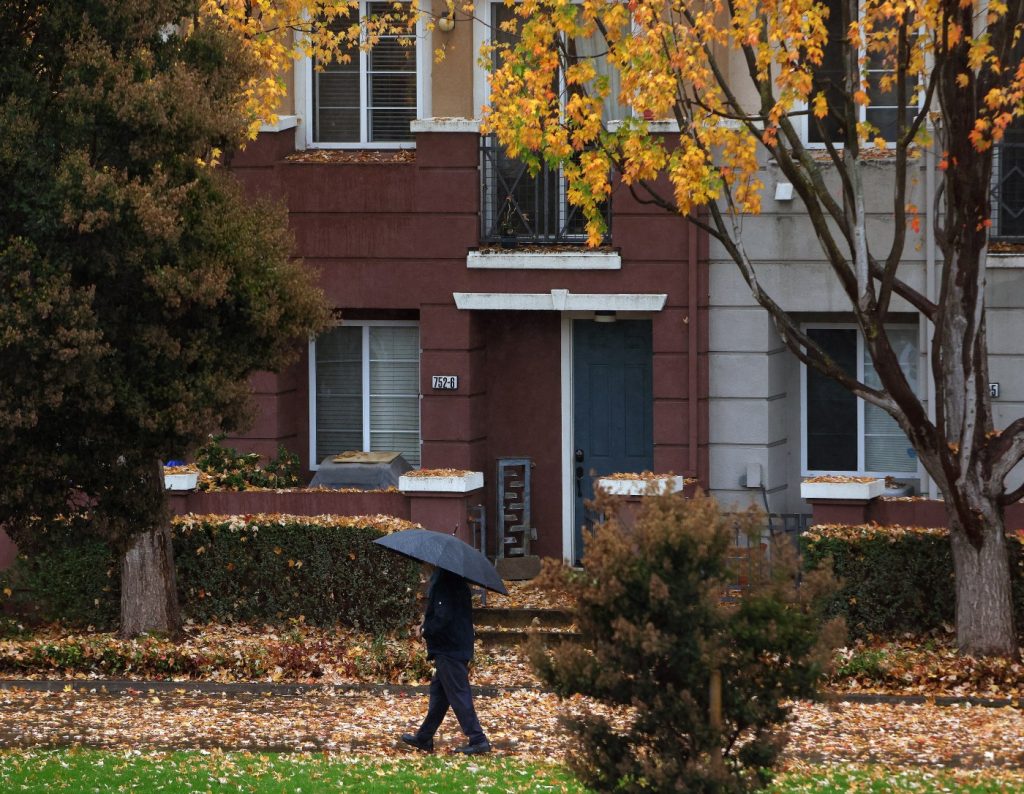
[432,375,459,390]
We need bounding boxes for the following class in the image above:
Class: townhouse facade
[227,2,1024,559]
[228,6,709,564]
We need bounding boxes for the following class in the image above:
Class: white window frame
[799,322,919,478]
[308,320,422,470]
[297,1,431,150]
[797,0,923,147]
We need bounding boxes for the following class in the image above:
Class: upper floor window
[309,1,421,147]
[807,0,918,145]
[802,324,919,476]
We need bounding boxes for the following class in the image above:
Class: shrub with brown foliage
[529,490,843,793]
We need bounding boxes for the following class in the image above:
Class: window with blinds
[314,324,421,467]
[312,2,418,145]
[804,325,918,475]
[808,0,919,144]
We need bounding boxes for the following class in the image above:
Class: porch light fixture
[594,310,617,323]
[436,14,455,31]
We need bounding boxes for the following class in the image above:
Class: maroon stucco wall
[224,127,710,559]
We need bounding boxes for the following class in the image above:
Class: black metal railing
[992,140,1024,241]
[480,135,611,246]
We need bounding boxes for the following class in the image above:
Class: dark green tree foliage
[0,1,329,635]
[530,491,843,793]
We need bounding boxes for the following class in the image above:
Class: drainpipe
[688,220,700,481]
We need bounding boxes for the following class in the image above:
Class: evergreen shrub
[529,490,843,793]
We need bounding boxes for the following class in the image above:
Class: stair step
[475,628,579,647]
[472,607,575,629]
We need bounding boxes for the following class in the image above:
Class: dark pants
[416,655,486,745]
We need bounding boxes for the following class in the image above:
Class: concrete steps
[472,607,578,647]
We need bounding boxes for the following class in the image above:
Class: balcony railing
[992,140,1024,241]
[480,135,611,246]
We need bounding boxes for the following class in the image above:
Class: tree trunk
[948,493,1018,658]
[119,524,181,639]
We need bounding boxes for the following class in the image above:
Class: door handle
[575,465,584,497]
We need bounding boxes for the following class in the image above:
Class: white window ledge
[606,119,680,133]
[453,290,667,312]
[989,253,1024,269]
[410,117,481,134]
[800,478,884,501]
[259,114,298,133]
[467,250,621,270]
[399,471,484,493]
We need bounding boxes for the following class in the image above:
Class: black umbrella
[374,529,508,595]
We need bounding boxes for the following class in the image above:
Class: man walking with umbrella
[401,566,492,755]
[374,528,506,754]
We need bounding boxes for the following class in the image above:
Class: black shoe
[453,739,492,755]
[400,733,434,752]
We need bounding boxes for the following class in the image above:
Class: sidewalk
[0,682,1022,768]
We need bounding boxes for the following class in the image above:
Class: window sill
[989,251,1024,268]
[410,117,481,134]
[259,114,298,133]
[800,478,885,501]
[467,250,621,270]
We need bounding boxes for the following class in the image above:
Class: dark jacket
[422,569,474,662]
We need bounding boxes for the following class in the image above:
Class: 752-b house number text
[432,375,459,390]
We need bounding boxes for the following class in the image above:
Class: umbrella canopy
[374,529,508,595]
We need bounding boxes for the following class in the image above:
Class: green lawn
[0,751,1021,793]
[0,751,588,793]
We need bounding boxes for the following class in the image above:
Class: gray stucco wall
[708,157,1024,513]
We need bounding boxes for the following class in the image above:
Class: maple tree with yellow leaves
[484,0,1024,659]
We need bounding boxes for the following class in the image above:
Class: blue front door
[572,319,653,564]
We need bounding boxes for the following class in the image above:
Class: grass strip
[0,750,588,793]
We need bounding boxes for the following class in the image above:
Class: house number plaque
[432,375,459,390]
[990,383,1001,399]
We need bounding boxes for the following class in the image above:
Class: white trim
[800,322,919,478]
[606,119,679,133]
[259,114,298,133]
[410,117,481,133]
[800,478,884,501]
[361,326,371,453]
[308,320,421,470]
[560,317,574,564]
[307,336,317,467]
[164,472,199,491]
[399,471,484,493]
[989,253,1024,269]
[467,250,621,270]
[472,11,487,119]
[453,291,667,312]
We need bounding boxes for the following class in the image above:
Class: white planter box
[164,472,199,491]
[800,478,884,501]
[596,475,684,496]
[399,471,484,493]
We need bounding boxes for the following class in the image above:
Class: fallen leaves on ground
[475,581,576,611]
[783,700,1024,768]
[0,622,547,689]
[0,687,610,761]
[828,635,1024,699]
[0,688,1019,773]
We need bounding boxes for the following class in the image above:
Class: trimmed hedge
[803,523,1024,639]
[0,514,421,634]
